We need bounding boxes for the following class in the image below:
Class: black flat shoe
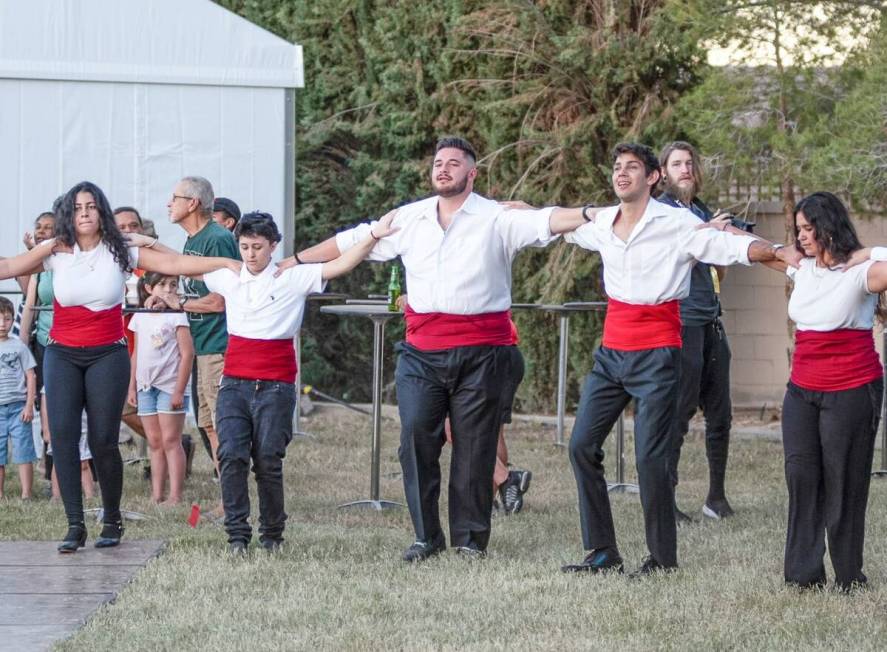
[95,521,124,548]
[561,547,624,574]
[57,524,87,553]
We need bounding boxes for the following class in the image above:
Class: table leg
[607,412,639,494]
[555,313,570,448]
[339,316,403,510]
[292,331,315,439]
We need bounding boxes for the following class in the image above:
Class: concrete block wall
[719,202,885,406]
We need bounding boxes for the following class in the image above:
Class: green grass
[2,408,887,650]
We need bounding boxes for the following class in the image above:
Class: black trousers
[216,377,296,545]
[44,342,129,528]
[670,320,732,499]
[569,346,681,567]
[781,379,882,588]
[395,343,509,550]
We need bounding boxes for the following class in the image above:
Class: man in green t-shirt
[149,176,239,481]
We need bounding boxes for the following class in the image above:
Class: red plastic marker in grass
[188,503,200,528]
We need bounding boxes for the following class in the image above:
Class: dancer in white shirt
[737,192,887,591]
[560,143,793,577]
[292,136,589,560]
[202,211,397,554]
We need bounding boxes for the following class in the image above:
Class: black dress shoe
[57,524,87,554]
[561,548,624,574]
[228,540,248,556]
[402,535,446,562]
[454,543,487,560]
[628,555,677,579]
[95,521,124,548]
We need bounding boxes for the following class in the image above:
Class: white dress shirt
[203,262,325,339]
[564,197,756,304]
[786,258,876,331]
[335,193,554,314]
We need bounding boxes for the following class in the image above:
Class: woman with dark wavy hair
[0,181,239,552]
[742,191,887,591]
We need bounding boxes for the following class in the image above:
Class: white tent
[0,0,303,288]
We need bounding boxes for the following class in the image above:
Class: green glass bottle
[387,265,402,312]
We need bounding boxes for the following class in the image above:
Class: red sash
[404,306,513,351]
[50,300,124,347]
[602,298,682,351]
[791,329,881,392]
[224,334,297,383]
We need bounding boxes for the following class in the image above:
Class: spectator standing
[128,272,194,505]
[147,178,239,489]
[212,198,241,232]
[0,296,37,499]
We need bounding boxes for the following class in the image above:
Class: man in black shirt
[658,141,735,522]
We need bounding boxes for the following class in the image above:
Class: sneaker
[402,535,446,563]
[501,469,532,514]
[228,540,248,556]
[628,555,676,579]
[702,498,735,520]
[674,503,694,526]
[454,543,487,560]
[561,547,624,574]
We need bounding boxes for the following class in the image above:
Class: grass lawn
[2,407,886,650]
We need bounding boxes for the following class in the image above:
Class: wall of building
[720,202,886,406]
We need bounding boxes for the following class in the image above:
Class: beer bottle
[387,265,402,312]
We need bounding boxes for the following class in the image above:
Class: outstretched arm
[137,248,240,279]
[320,212,399,281]
[0,239,58,280]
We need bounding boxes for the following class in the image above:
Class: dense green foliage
[216,0,706,411]
[215,1,883,411]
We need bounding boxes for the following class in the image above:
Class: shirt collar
[418,192,481,221]
[239,261,277,284]
[598,196,671,231]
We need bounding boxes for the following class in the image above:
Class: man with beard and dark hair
[281,135,592,561]
[657,141,735,522]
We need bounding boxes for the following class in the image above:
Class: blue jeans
[216,377,296,545]
[0,401,36,465]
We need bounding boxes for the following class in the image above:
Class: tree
[215,0,707,410]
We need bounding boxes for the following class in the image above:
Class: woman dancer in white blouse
[0,181,238,553]
[731,191,887,590]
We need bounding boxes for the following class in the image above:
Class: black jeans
[670,320,732,501]
[395,343,509,550]
[44,342,129,528]
[216,377,296,545]
[569,346,681,568]
[781,379,882,588]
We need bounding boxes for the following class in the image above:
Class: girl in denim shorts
[127,273,194,505]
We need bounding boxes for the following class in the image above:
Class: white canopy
[0,0,303,289]
[0,0,303,88]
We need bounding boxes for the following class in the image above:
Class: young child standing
[127,273,194,505]
[0,296,37,499]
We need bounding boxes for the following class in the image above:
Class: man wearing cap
[213,198,241,233]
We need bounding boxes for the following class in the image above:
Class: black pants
[781,380,882,588]
[569,346,681,567]
[670,320,732,500]
[44,342,129,528]
[216,377,296,545]
[395,343,509,550]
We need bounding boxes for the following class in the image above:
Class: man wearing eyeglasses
[148,177,239,488]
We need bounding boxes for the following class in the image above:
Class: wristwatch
[581,204,595,222]
[178,295,188,310]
